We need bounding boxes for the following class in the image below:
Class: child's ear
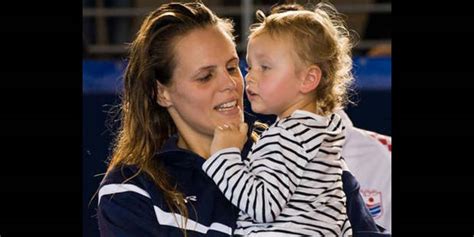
[156,82,173,107]
[300,65,322,94]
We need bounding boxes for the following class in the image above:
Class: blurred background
[83,0,390,236]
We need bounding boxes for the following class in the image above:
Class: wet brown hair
[106,1,234,233]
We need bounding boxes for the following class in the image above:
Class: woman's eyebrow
[193,56,239,77]
[227,56,239,64]
[196,65,216,71]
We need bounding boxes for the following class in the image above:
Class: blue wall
[83,58,391,237]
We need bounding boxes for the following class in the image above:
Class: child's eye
[261,65,270,71]
[246,66,252,72]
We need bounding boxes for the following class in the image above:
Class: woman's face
[163,26,244,139]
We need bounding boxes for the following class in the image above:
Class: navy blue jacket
[98,114,389,236]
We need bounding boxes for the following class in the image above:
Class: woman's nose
[221,71,238,91]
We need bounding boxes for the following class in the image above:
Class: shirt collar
[335,109,353,128]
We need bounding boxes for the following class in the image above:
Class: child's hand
[210,122,248,155]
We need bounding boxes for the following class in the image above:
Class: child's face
[245,33,304,117]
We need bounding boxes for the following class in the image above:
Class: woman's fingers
[239,122,248,133]
[238,105,244,123]
[217,123,246,132]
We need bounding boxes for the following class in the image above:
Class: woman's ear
[156,82,173,107]
[300,65,322,94]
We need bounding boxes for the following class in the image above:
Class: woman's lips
[214,100,237,111]
[214,99,240,116]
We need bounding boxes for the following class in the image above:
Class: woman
[97,2,249,236]
[97,2,387,237]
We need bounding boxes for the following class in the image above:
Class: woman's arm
[97,180,160,236]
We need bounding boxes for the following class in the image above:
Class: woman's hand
[210,122,248,155]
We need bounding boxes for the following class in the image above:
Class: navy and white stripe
[203,110,352,236]
[98,183,233,235]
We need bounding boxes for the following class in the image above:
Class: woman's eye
[198,73,212,82]
[261,65,270,71]
[246,66,252,72]
[227,66,239,74]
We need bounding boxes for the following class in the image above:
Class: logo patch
[361,189,383,219]
[184,195,197,203]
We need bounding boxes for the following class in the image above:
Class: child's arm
[210,122,248,154]
[209,106,248,154]
[204,125,312,223]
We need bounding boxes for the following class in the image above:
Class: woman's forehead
[173,26,238,70]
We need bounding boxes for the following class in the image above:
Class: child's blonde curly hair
[249,2,355,116]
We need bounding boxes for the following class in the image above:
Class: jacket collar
[156,111,259,168]
[156,135,202,168]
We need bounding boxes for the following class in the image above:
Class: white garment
[337,110,392,233]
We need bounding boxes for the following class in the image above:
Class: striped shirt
[203,110,352,236]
